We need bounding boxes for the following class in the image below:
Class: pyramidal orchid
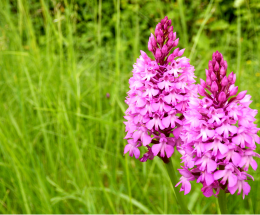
[176,51,260,205]
[124,16,197,163]
[123,16,196,214]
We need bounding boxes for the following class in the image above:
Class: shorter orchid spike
[177,50,259,199]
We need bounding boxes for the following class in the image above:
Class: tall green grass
[0,0,259,213]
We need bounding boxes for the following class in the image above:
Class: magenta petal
[143,133,152,146]
[173,127,181,139]
[133,148,140,159]
[243,182,251,197]
[179,169,192,178]
[205,173,214,186]
[151,103,159,111]
[202,187,214,197]
[218,143,228,155]
[238,157,247,168]
[250,158,258,170]
[195,158,202,165]
[152,144,161,156]
[232,152,241,166]
[152,88,159,96]
[216,126,224,135]
[228,174,237,187]
[184,181,191,195]
[165,145,174,158]
[214,170,225,180]
[207,159,217,172]
[164,94,171,104]
[245,134,252,145]
[206,129,215,138]
[204,143,213,151]
[228,184,238,195]
[136,98,146,107]
[229,125,238,134]
[162,116,171,128]
[164,104,172,112]
[157,82,165,89]
[146,120,154,130]
[133,131,141,142]
[124,144,131,154]
[232,136,241,145]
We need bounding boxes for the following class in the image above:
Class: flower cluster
[124,16,197,162]
[176,51,260,198]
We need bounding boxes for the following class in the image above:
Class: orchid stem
[217,189,227,214]
[165,158,191,214]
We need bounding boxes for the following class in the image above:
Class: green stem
[165,158,191,214]
[217,189,227,214]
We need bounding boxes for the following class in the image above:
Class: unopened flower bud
[220,67,226,76]
[228,72,233,83]
[232,74,236,84]
[157,35,163,43]
[224,61,228,70]
[168,32,173,39]
[148,41,153,52]
[167,53,174,62]
[168,26,173,33]
[172,32,176,40]
[167,19,172,26]
[164,23,168,30]
[206,76,212,86]
[167,39,173,47]
[211,81,218,92]
[164,16,168,22]
[173,38,179,47]
[198,85,206,96]
[150,34,157,47]
[162,45,168,54]
[214,62,219,72]
[200,79,206,88]
[159,29,164,36]
[229,86,238,96]
[178,49,185,57]
[216,53,221,61]
[218,92,226,102]
[236,90,247,100]
[155,49,162,58]
[220,58,225,67]
[216,52,222,62]
[221,76,228,86]
[206,69,211,77]
[161,18,165,25]
[212,58,216,66]
[173,48,179,57]
[208,60,213,69]
[211,72,217,81]
[156,23,162,31]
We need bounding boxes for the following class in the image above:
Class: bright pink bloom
[124,16,197,161]
[176,51,260,198]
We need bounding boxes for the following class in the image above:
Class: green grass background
[0,0,260,213]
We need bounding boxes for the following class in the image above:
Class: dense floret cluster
[176,51,260,198]
[124,16,197,161]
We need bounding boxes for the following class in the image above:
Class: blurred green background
[0,0,259,213]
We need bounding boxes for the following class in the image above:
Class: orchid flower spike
[176,51,260,199]
[124,16,197,162]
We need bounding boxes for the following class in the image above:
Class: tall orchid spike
[177,50,260,198]
[124,16,197,162]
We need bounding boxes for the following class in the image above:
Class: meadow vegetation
[0,0,259,213]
